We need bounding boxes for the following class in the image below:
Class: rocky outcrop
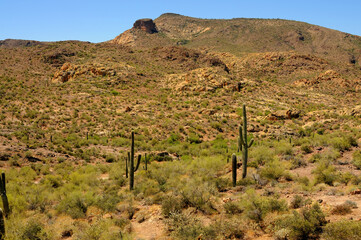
[52,63,116,82]
[267,109,301,120]
[164,67,238,92]
[133,19,158,34]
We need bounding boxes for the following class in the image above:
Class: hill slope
[111,13,361,64]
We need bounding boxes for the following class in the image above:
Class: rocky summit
[133,18,158,33]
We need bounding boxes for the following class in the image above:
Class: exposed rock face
[133,18,158,34]
[52,63,116,82]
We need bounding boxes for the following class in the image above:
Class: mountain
[1,13,361,239]
[111,13,361,64]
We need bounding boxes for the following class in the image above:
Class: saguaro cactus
[0,173,9,218]
[127,132,141,190]
[232,154,237,187]
[0,209,4,239]
[238,104,254,179]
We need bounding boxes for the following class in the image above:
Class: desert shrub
[241,190,288,223]
[260,158,285,181]
[214,177,231,191]
[274,203,326,240]
[42,174,63,188]
[250,145,275,166]
[74,219,123,240]
[301,143,313,154]
[105,153,117,163]
[309,153,321,163]
[345,200,358,209]
[166,212,204,240]
[187,132,202,144]
[290,195,306,209]
[179,179,217,213]
[134,178,161,198]
[95,188,120,212]
[275,141,293,156]
[313,161,338,185]
[206,218,245,239]
[161,194,184,217]
[339,172,355,185]
[330,202,352,215]
[291,155,307,169]
[57,191,95,219]
[223,201,243,214]
[108,163,127,187]
[21,219,49,240]
[352,150,361,169]
[322,220,361,240]
[329,135,357,151]
[322,148,341,162]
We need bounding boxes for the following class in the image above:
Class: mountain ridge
[110,13,361,65]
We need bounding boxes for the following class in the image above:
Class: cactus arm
[134,155,141,172]
[238,125,244,151]
[248,139,254,148]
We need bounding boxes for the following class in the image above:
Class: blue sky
[1,0,360,43]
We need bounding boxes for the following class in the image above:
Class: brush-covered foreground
[1,130,361,239]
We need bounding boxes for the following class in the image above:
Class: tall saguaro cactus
[238,104,254,179]
[127,132,141,190]
[0,209,4,239]
[232,154,237,187]
[0,173,9,218]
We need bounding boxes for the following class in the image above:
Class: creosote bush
[273,203,326,240]
[241,189,288,223]
[322,220,361,240]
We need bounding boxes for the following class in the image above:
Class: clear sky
[1,0,360,43]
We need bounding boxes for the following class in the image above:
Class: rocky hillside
[111,13,361,65]
[1,14,361,240]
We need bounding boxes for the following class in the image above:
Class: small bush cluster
[274,203,326,240]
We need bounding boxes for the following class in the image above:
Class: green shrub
[21,220,49,240]
[241,190,288,223]
[224,201,243,214]
[260,158,285,181]
[322,220,361,240]
[352,150,361,169]
[313,161,338,185]
[95,189,120,212]
[161,194,184,217]
[250,145,275,166]
[289,195,306,209]
[179,179,216,213]
[207,218,245,239]
[274,203,326,240]
[166,212,204,240]
[275,141,293,156]
[301,143,313,154]
[57,191,94,219]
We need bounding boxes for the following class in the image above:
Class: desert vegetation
[0,13,361,240]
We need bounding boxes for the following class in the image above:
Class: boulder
[133,19,158,34]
